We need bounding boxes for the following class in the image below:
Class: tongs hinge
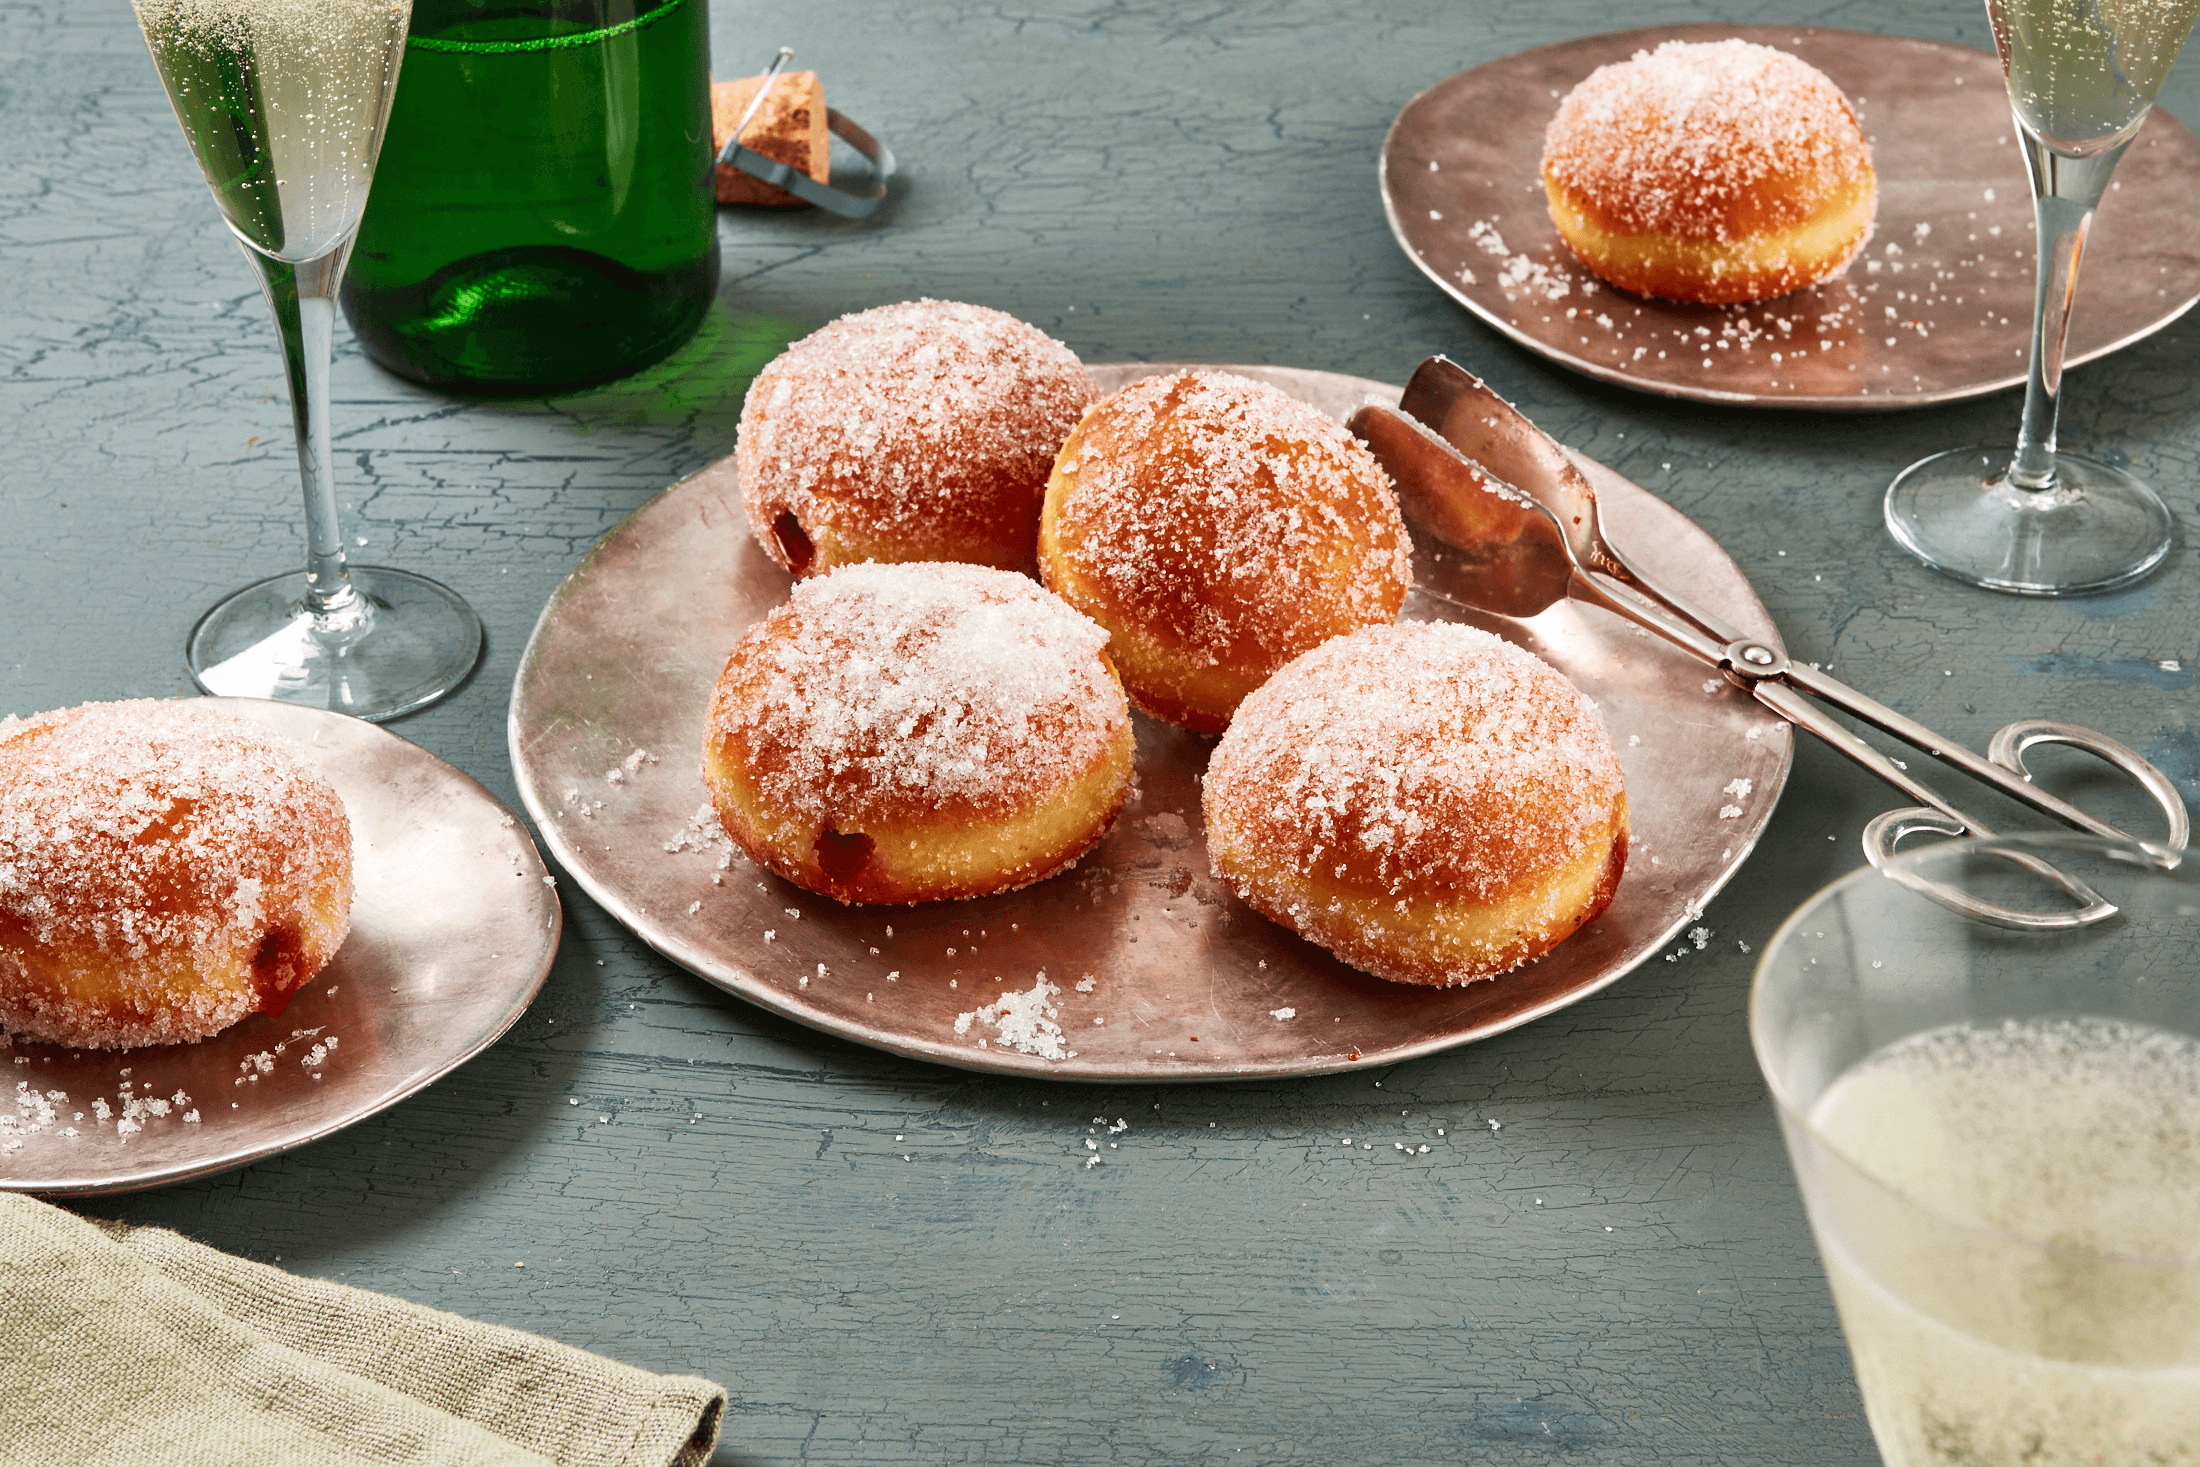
[1722,639,1787,682]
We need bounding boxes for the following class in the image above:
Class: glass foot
[187,566,482,721]
[1884,447,2175,595]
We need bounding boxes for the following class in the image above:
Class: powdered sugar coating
[736,299,1098,575]
[1041,371,1411,730]
[708,563,1127,826]
[1205,623,1624,903]
[0,699,353,1049]
[1543,39,1872,243]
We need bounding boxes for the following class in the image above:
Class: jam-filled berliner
[1038,371,1411,734]
[0,699,354,1049]
[1204,622,1627,985]
[737,299,1098,577]
[703,561,1134,904]
[1541,38,1876,304]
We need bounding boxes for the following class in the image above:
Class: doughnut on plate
[0,701,560,1197]
[509,364,1793,1081]
[1379,23,2200,409]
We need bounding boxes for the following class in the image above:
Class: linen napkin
[0,1193,723,1467]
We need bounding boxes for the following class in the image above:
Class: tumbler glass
[1751,835,2200,1466]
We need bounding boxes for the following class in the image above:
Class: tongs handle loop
[1987,720,2192,850]
[1863,808,2120,929]
[1855,719,2183,930]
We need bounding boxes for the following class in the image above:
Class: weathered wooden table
[5,0,2197,1461]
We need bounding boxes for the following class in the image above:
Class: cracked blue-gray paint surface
[6,0,2199,1464]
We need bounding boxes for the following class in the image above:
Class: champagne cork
[711,70,829,206]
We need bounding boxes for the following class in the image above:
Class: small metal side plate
[507,365,1794,1081]
[0,699,561,1197]
[1379,24,2200,409]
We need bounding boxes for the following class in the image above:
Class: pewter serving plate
[0,700,561,1197]
[509,365,1792,1081]
[1380,24,2200,409]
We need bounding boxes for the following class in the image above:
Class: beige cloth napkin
[0,1193,723,1467]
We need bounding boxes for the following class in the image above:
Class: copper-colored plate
[0,700,561,1197]
[506,365,1794,1081]
[1380,24,2200,409]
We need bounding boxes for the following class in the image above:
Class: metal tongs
[1348,357,2190,930]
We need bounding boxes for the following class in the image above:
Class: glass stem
[240,237,371,629]
[2007,128,2132,492]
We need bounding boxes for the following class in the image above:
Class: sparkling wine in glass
[1753,837,2200,1466]
[135,0,480,719]
[1884,0,2200,595]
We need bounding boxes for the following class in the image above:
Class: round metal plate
[1379,24,2200,409]
[0,699,561,1197]
[507,365,1794,1081]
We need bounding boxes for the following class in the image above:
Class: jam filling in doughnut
[737,299,1097,577]
[704,561,1134,904]
[0,699,354,1049]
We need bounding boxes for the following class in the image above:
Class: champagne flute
[1884,0,2200,595]
[134,0,481,719]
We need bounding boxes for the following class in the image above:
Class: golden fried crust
[704,717,1133,904]
[1203,624,1627,986]
[1544,170,1875,305]
[735,299,1097,578]
[1210,798,1628,986]
[1540,38,1875,304]
[0,700,353,1049]
[1038,371,1411,733]
[702,562,1134,904]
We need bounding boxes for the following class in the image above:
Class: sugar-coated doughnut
[0,699,354,1049]
[1038,371,1411,734]
[1203,623,1627,986]
[737,299,1099,577]
[703,562,1134,904]
[1541,39,1875,304]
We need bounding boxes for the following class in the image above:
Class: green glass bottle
[341,0,719,394]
